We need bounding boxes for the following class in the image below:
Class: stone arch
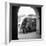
[18,6,40,33]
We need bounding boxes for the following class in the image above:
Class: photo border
[5,1,43,44]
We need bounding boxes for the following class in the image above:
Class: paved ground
[18,32,41,39]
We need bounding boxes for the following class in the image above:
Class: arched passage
[18,6,37,33]
[18,6,40,33]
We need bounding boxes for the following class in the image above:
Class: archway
[17,6,40,39]
[18,6,38,33]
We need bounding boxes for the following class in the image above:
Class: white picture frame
[5,0,45,46]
